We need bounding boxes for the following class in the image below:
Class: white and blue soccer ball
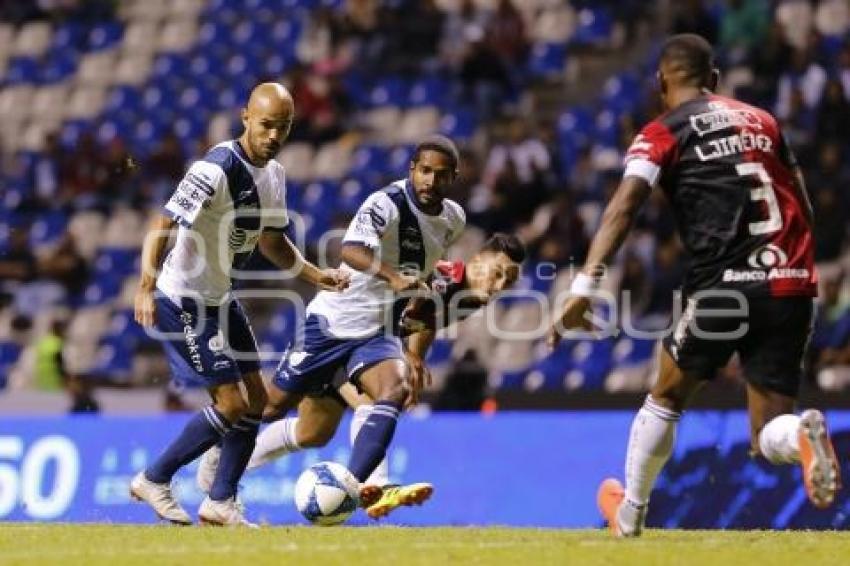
[294,461,359,525]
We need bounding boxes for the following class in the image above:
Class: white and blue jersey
[155,140,289,384]
[308,179,466,338]
[158,140,289,306]
[273,179,465,397]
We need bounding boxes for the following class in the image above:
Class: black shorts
[662,293,814,397]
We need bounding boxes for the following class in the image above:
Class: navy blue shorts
[155,294,260,388]
[272,314,404,397]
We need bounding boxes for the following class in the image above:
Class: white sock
[351,404,391,486]
[624,395,680,510]
[247,417,301,470]
[758,414,801,465]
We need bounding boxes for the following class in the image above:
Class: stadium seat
[66,86,108,120]
[570,6,613,46]
[158,19,199,53]
[87,22,124,51]
[387,144,415,177]
[4,56,40,85]
[277,142,315,181]
[90,335,134,380]
[312,142,353,180]
[113,53,154,86]
[396,107,440,144]
[439,107,477,140]
[76,50,118,88]
[337,177,370,213]
[0,342,22,389]
[408,76,449,108]
[12,22,52,58]
[30,211,68,247]
[349,144,389,177]
[361,107,402,140]
[39,49,78,83]
[528,42,567,79]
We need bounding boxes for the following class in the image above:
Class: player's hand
[546,296,593,349]
[389,273,428,294]
[134,289,157,327]
[405,350,431,408]
[316,268,350,292]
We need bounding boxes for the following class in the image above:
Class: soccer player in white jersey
[129,83,348,527]
[258,135,465,510]
[215,233,526,519]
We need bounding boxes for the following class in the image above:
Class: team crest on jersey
[208,331,225,353]
[288,351,309,367]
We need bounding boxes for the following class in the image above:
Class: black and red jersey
[624,94,816,297]
[397,260,484,335]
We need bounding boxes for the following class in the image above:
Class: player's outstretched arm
[134,213,177,327]
[547,176,651,347]
[258,229,349,291]
[404,329,435,406]
[341,243,427,293]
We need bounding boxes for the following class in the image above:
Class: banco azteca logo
[747,243,788,269]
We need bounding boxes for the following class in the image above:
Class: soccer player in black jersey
[547,34,840,536]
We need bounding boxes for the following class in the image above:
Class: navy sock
[347,401,401,482]
[146,406,230,484]
[209,414,261,501]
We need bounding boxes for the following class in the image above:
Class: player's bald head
[239,82,295,165]
[245,82,294,117]
[659,34,717,89]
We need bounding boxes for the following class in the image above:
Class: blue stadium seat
[60,120,93,148]
[388,145,414,177]
[529,340,574,387]
[439,107,477,140]
[105,86,142,114]
[40,50,78,83]
[612,336,656,368]
[349,144,389,177]
[87,22,123,51]
[82,279,122,306]
[107,308,150,344]
[425,338,452,365]
[408,75,448,107]
[368,76,409,108]
[299,180,340,214]
[91,336,133,379]
[51,21,87,52]
[0,342,22,389]
[94,247,140,276]
[30,210,68,246]
[337,177,370,213]
[4,57,40,85]
[571,7,613,46]
[528,42,567,78]
[495,369,530,390]
[602,72,641,115]
[593,109,620,148]
[570,338,614,389]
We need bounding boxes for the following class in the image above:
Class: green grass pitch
[2,525,850,565]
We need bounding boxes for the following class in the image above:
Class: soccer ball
[294,461,359,525]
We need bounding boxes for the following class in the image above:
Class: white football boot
[198,496,258,528]
[129,472,192,525]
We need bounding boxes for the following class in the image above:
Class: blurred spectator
[812,187,848,262]
[441,0,490,69]
[811,269,850,373]
[486,0,528,68]
[0,226,37,287]
[38,232,89,298]
[459,31,512,119]
[287,65,351,145]
[34,318,100,412]
[719,0,770,57]
[776,48,827,119]
[815,79,850,144]
[484,118,551,187]
[750,22,793,105]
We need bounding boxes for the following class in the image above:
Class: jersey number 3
[737,162,783,236]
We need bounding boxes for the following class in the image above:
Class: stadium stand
[0,0,849,413]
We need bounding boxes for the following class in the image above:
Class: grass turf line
[2,525,850,566]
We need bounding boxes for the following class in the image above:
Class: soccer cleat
[798,409,841,509]
[196,445,221,494]
[597,478,626,536]
[129,472,192,525]
[366,482,434,520]
[358,484,383,509]
[198,496,258,528]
